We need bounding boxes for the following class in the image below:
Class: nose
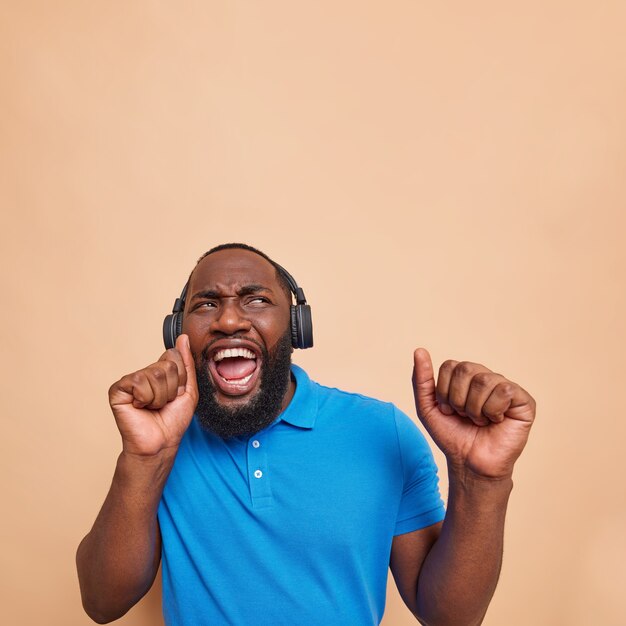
[209,300,252,336]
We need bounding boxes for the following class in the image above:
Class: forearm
[415,466,513,626]
[76,450,176,623]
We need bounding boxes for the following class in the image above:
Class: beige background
[1,1,625,625]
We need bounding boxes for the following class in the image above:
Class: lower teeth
[222,373,253,385]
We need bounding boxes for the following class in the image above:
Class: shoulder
[295,365,407,429]
[307,370,432,446]
[309,375,396,418]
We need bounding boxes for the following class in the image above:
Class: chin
[194,329,294,439]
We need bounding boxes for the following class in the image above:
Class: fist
[108,334,199,457]
[412,348,536,479]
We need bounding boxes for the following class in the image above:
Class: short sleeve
[393,406,446,535]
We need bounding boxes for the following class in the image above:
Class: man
[77,243,536,625]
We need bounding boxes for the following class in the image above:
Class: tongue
[215,357,257,381]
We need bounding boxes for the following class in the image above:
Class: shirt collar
[277,364,318,429]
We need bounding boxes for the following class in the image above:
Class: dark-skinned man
[76,243,536,625]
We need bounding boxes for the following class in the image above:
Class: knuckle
[456,361,475,377]
[471,372,492,390]
[164,348,181,362]
[129,372,145,386]
[440,360,456,373]
[163,360,179,375]
[498,382,515,396]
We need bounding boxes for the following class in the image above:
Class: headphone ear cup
[163,313,183,349]
[291,304,314,349]
[290,306,299,349]
[175,312,183,344]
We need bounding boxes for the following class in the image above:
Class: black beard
[194,330,293,439]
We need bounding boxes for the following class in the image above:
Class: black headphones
[162,263,313,350]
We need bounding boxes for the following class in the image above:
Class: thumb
[176,334,198,399]
[412,348,437,418]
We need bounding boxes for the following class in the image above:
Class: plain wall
[1,2,625,624]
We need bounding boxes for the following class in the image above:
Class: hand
[108,334,199,457]
[412,348,535,479]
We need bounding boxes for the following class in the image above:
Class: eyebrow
[190,284,273,302]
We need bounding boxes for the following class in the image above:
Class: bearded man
[77,243,536,625]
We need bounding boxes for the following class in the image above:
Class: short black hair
[193,243,293,300]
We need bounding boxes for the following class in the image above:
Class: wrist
[448,460,514,487]
[447,462,513,509]
[116,447,178,486]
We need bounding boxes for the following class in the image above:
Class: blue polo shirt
[158,365,445,625]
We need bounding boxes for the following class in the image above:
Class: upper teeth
[213,348,256,361]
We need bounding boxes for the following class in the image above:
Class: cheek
[181,319,207,353]
[253,311,283,335]
[258,317,292,349]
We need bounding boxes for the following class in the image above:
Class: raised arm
[76,335,198,623]
[391,348,535,625]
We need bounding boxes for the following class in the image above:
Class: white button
[252,440,260,448]
[254,470,263,479]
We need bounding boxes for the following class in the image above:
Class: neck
[280,373,296,412]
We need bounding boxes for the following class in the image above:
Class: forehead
[189,249,282,292]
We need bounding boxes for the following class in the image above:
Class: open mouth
[207,345,262,397]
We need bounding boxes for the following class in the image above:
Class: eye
[195,301,217,310]
[247,296,271,307]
